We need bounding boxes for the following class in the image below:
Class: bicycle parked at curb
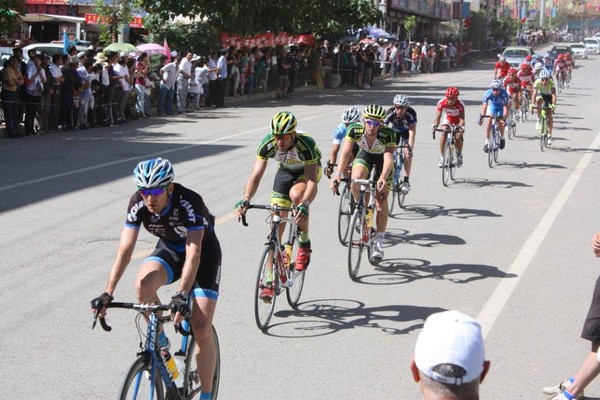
[92,302,220,400]
[388,142,412,214]
[433,125,461,186]
[240,203,306,331]
[347,167,379,281]
[531,105,554,151]
[481,115,502,168]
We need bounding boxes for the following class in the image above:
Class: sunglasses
[394,105,407,110]
[365,120,382,127]
[138,186,169,196]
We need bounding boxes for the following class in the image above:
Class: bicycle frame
[433,126,460,186]
[481,115,502,167]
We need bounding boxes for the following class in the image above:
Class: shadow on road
[390,203,502,220]
[495,161,567,170]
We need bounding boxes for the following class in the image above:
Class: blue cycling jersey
[482,89,510,116]
[332,122,347,144]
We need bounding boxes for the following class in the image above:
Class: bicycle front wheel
[119,355,165,400]
[442,142,451,187]
[286,243,305,308]
[487,135,494,168]
[254,244,277,331]
[347,210,366,281]
[449,145,456,181]
[183,326,220,400]
[388,153,402,214]
[493,136,499,163]
[337,184,352,245]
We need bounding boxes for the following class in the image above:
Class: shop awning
[22,13,85,23]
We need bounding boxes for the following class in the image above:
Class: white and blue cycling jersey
[332,122,347,145]
[482,88,510,117]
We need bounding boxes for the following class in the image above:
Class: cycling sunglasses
[365,119,382,127]
[138,186,169,196]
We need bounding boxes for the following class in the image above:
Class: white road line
[477,133,600,338]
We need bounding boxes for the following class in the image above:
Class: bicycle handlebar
[239,203,296,227]
[396,143,413,157]
[432,126,463,140]
[333,177,351,195]
[92,302,190,335]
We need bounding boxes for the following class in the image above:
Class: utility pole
[540,0,546,26]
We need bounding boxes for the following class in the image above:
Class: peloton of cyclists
[531,68,557,145]
[324,106,361,179]
[432,87,466,168]
[330,104,395,262]
[478,79,509,152]
[384,94,417,194]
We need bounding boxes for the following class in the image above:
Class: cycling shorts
[536,94,553,107]
[146,237,222,300]
[582,275,600,343]
[271,165,322,208]
[352,150,392,189]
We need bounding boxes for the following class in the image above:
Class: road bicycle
[332,176,354,246]
[92,302,220,400]
[240,203,305,331]
[481,116,503,168]
[555,70,566,94]
[388,141,412,214]
[532,105,554,151]
[347,167,379,281]
[433,125,461,187]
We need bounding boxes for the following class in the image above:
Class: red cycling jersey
[503,76,522,94]
[494,61,510,78]
[436,98,466,126]
[517,70,535,87]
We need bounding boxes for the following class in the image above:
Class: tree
[404,15,417,41]
[139,0,382,35]
[0,0,25,39]
[143,16,219,57]
[93,0,138,44]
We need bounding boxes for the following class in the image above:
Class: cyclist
[384,94,417,194]
[502,68,522,120]
[91,158,221,400]
[478,79,509,152]
[554,53,568,88]
[564,52,574,86]
[235,111,321,300]
[324,106,361,179]
[531,68,557,145]
[517,62,535,101]
[432,87,466,168]
[494,55,510,79]
[533,61,544,79]
[330,104,395,262]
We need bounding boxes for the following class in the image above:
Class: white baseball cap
[414,310,485,385]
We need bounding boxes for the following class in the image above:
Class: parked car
[546,45,574,65]
[583,38,600,54]
[22,43,88,60]
[499,46,536,68]
[569,42,588,59]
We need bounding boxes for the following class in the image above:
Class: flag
[63,31,69,55]
[163,38,171,65]
[521,16,527,24]
[464,16,472,28]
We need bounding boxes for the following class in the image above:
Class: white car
[570,43,588,59]
[583,38,600,54]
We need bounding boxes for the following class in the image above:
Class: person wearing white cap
[411,310,491,399]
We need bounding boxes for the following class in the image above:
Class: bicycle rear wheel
[388,152,402,214]
[337,184,352,245]
[442,141,451,187]
[347,210,366,281]
[487,134,494,168]
[286,242,305,308]
[493,135,499,163]
[449,145,456,181]
[254,244,277,331]
[182,326,220,400]
[119,355,165,400]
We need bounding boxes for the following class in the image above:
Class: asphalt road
[2,47,600,399]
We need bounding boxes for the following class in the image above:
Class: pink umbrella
[137,43,165,55]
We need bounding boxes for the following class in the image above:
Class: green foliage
[139,0,382,35]
[143,15,219,57]
[464,12,484,49]
[93,0,138,44]
[0,0,25,39]
[404,15,417,40]
[490,16,519,44]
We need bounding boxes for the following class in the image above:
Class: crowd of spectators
[1,37,478,138]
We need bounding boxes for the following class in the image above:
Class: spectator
[206,51,218,107]
[1,56,25,138]
[76,59,94,129]
[135,52,150,117]
[94,52,111,127]
[114,54,130,123]
[275,47,290,99]
[176,52,193,113]
[542,231,600,400]
[411,310,491,400]
[157,53,179,116]
[144,72,158,116]
[23,54,46,135]
[215,48,228,108]
[39,53,53,133]
[411,44,422,74]
[48,54,64,132]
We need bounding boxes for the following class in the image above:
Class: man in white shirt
[215,48,228,108]
[158,52,179,115]
[206,51,218,107]
[48,54,64,132]
[177,52,193,113]
[113,54,130,122]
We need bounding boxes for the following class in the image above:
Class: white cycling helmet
[491,79,503,90]
[539,68,550,79]
[133,158,174,188]
[393,94,410,107]
[534,62,543,70]
[341,106,360,124]
[499,55,506,61]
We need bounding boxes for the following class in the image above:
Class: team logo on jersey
[174,226,188,238]
[151,215,160,223]
[126,200,144,222]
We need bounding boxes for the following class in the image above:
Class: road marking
[477,131,600,338]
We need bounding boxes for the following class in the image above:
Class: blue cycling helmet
[133,158,175,188]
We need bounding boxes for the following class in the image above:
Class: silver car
[499,46,536,68]
[570,43,588,59]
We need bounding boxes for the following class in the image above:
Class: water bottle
[279,245,288,284]
[162,349,180,381]
[366,208,374,228]
[284,243,293,268]
[173,351,186,388]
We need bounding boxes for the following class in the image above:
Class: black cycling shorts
[581,275,600,343]
[271,165,322,207]
[146,235,222,300]
[353,150,392,188]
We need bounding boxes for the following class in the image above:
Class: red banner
[25,0,66,4]
[220,32,314,49]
